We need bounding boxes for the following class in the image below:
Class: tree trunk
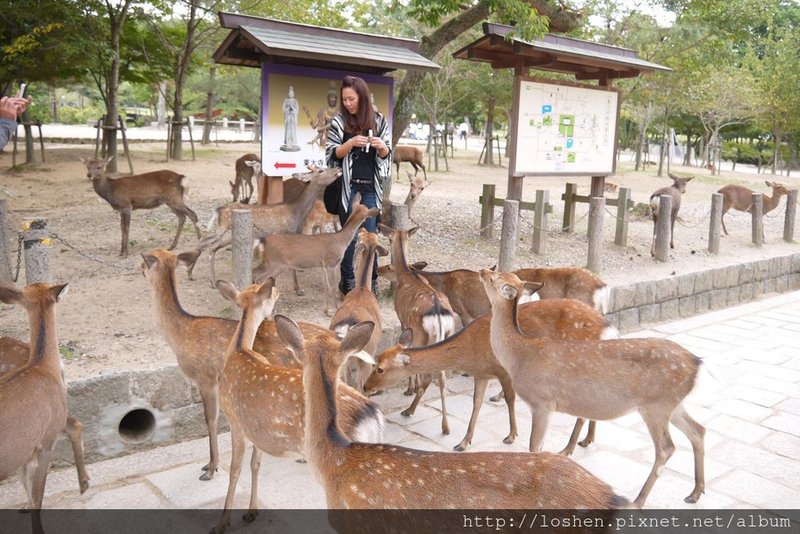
[482,97,496,165]
[772,131,782,175]
[169,2,199,160]
[683,126,693,166]
[104,15,124,173]
[202,65,216,145]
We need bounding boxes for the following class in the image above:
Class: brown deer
[379,223,457,435]
[649,173,693,257]
[80,157,201,257]
[0,335,90,503]
[479,269,705,507]
[403,170,428,219]
[140,248,328,481]
[0,282,71,533]
[365,298,618,453]
[283,175,340,235]
[717,181,791,235]
[230,153,259,203]
[328,228,387,390]
[393,144,427,183]
[213,279,384,533]
[274,314,628,510]
[252,193,380,316]
[196,165,341,283]
[514,266,610,314]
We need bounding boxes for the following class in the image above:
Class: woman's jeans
[339,185,379,287]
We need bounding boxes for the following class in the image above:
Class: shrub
[58,106,106,125]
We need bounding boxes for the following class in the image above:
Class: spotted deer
[140,248,327,481]
[650,173,693,257]
[717,181,791,235]
[80,156,202,257]
[0,335,89,502]
[0,283,71,534]
[274,315,628,510]
[480,269,705,507]
[378,223,456,435]
[212,279,384,534]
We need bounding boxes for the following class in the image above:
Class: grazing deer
[717,181,791,235]
[0,335,90,503]
[231,153,259,204]
[379,223,456,435]
[329,228,387,390]
[393,145,427,183]
[479,269,705,507]
[212,279,384,534]
[649,173,693,257]
[274,315,627,510]
[0,282,71,533]
[80,156,201,257]
[196,165,341,283]
[365,298,618,453]
[252,193,380,316]
[140,248,327,481]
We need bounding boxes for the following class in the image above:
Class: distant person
[326,75,391,296]
[458,120,470,141]
[0,96,31,150]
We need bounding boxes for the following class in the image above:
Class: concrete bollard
[587,197,605,272]
[784,189,797,243]
[231,209,253,294]
[709,192,722,254]
[498,200,519,272]
[615,187,631,247]
[654,194,672,262]
[390,203,410,230]
[23,219,50,284]
[751,193,763,247]
[0,200,12,283]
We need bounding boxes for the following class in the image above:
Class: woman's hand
[349,135,370,150]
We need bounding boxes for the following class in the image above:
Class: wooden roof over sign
[453,23,670,81]
[214,12,440,75]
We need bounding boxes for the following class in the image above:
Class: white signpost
[511,77,620,177]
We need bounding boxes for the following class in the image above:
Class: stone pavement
[1,290,799,516]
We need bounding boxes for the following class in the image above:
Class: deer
[283,175,340,235]
[717,181,791,235]
[379,223,457,435]
[195,164,342,284]
[0,282,71,534]
[80,156,201,258]
[403,170,428,218]
[0,335,90,504]
[212,279,384,534]
[649,173,693,257]
[365,293,618,453]
[479,268,705,507]
[140,248,328,481]
[393,144,427,183]
[252,193,380,316]
[273,314,628,510]
[513,266,610,314]
[230,153,259,203]
[328,228,387,390]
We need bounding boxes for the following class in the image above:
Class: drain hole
[118,409,156,443]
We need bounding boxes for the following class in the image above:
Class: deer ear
[177,249,202,269]
[256,277,276,299]
[499,283,519,301]
[407,226,419,237]
[51,284,69,303]
[398,328,414,348]
[377,223,392,236]
[216,280,238,303]
[393,352,411,366]
[376,244,389,257]
[354,241,366,256]
[141,253,159,270]
[410,261,427,271]
[274,314,304,355]
[339,322,375,361]
[685,176,693,182]
[521,282,544,300]
[79,157,87,164]
[765,181,773,187]
[0,284,22,305]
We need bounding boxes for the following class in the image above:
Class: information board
[512,78,620,176]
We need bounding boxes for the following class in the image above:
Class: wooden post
[784,189,797,243]
[587,197,605,272]
[562,183,577,233]
[498,200,519,272]
[532,189,548,255]
[117,116,134,174]
[590,176,606,198]
[231,209,253,294]
[0,200,12,283]
[186,118,196,161]
[709,192,722,254]
[751,192,763,247]
[654,194,672,262]
[508,174,523,201]
[614,187,631,246]
[480,184,496,239]
[23,219,50,284]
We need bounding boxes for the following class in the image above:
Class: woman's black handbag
[323,174,342,214]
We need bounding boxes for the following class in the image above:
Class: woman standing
[326,75,392,295]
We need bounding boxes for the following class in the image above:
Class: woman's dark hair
[340,75,375,135]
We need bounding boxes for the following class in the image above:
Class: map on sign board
[513,78,619,176]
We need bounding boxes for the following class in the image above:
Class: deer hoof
[557,446,575,457]
[453,442,468,452]
[79,479,90,494]
[403,389,414,396]
[442,425,450,436]
[400,408,414,418]
[503,434,516,445]
[296,289,305,296]
[488,392,504,402]
[578,437,594,448]
[243,511,258,523]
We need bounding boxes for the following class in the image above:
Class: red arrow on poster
[274,162,296,169]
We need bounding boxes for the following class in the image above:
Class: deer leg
[720,213,729,236]
[559,418,587,456]
[198,384,220,480]
[670,404,705,503]
[29,446,53,534]
[243,446,262,523]
[322,266,335,316]
[670,215,676,248]
[633,408,672,508]
[168,209,186,250]
[528,405,551,453]
[410,162,419,176]
[185,206,202,239]
[496,372,517,445]
[579,420,597,448]
[209,236,233,288]
[120,209,132,257]
[64,416,90,493]
[400,374,431,418]
[294,268,304,297]
[650,215,657,257]
[454,377,489,451]
[16,461,35,511]
[437,370,450,435]
[214,428,246,534]
[488,389,504,402]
